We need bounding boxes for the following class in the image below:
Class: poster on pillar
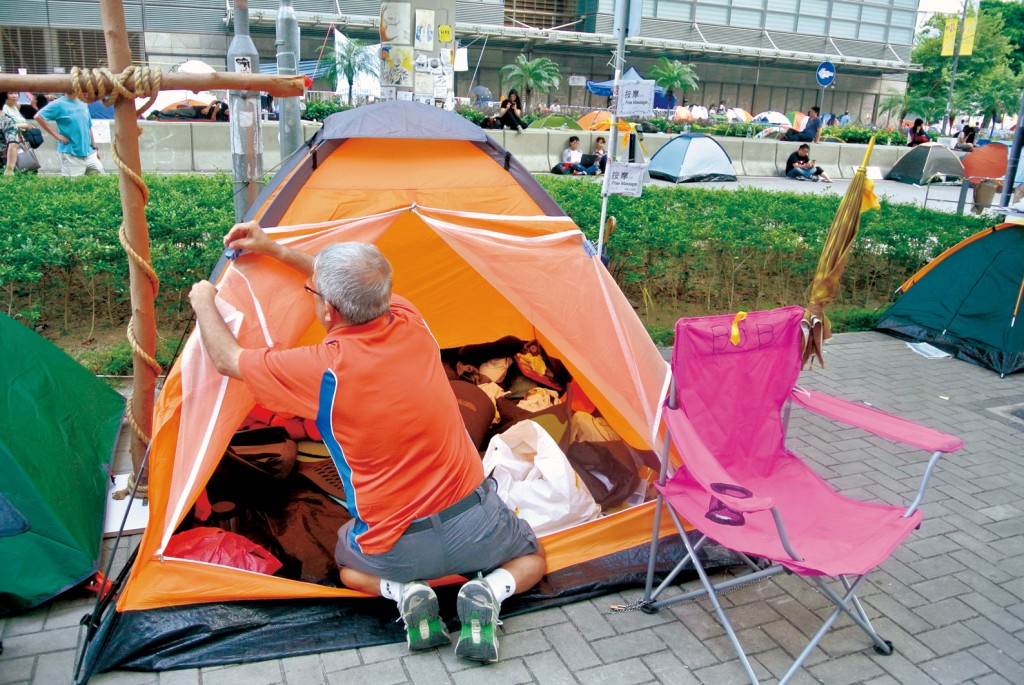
[379,0,456,107]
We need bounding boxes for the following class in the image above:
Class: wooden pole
[100,0,157,487]
[0,72,305,98]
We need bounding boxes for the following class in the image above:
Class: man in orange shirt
[188,221,546,662]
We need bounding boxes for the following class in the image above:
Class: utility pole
[999,87,1024,212]
[942,0,970,136]
[597,0,640,257]
[227,0,264,221]
[276,0,303,159]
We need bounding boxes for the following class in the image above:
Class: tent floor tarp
[80,534,739,675]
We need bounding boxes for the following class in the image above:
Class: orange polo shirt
[238,295,483,555]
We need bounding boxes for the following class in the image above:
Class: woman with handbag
[2,91,41,175]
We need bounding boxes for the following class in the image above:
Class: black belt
[405,480,488,534]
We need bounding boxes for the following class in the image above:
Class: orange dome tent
[962,143,1008,183]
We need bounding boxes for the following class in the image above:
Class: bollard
[956,177,970,215]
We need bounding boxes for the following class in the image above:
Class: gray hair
[312,243,393,325]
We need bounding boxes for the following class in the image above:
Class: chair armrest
[791,387,964,454]
[662,406,774,513]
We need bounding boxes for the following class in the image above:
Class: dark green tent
[886,143,964,184]
[876,223,1024,377]
[0,314,124,613]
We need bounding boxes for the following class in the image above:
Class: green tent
[528,114,583,130]
[0,314,124,613]
[876,223,1024,377]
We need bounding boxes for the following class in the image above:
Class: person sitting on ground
[956,124,976,152]
[188,222,546,664]
[561,136,599,175]
[785,144,833,183]
[592,136,608,175]
[907,118,930,147]
[498,89,525,132]
[781,106,822,143]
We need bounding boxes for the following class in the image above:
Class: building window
[765,12,797,31]
[694,4,729,24]
[797,16,827,34]
[859,23,886,41]
[731,8,763,28]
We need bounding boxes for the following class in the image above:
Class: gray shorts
[335,479,540,583]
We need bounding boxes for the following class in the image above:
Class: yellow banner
[942,19,958,56]
[960,16,977,56]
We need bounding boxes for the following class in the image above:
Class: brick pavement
[1,331,1021,684]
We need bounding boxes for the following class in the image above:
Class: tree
[314,35,377,104]
[878,89,916,126]
[499,55,561,111]
[981,0,1024,73]
[647,57,699,105]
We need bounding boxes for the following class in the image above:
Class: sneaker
[399,582,450,651]
[455,578,500,662]
[516,125,524,134]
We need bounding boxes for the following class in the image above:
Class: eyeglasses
[304,279,324,299]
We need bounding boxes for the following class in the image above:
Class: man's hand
[224,220,274,256]
[54,133,69,144]
[189,280,218,312]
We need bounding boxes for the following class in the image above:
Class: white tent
[648,133,737,183]
[754,110,790,126]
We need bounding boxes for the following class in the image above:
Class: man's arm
[189,281,243,379]
[34,114,68,144]
[224,220,314,277]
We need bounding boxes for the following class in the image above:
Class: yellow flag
[960,17,977,56]
[942,19,958,56]
[861,177,881,214]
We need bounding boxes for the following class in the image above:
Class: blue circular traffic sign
[816,62,836,87]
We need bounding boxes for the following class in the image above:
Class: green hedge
[536,177,989,312]
[0,174,988,341]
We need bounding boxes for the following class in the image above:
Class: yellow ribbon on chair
[730,311,748,346]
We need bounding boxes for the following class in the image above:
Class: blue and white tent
[648,133,737,183]
[586,67,665,97]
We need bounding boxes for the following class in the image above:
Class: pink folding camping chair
[639,306,964,684]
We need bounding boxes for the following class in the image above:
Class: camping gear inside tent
[79,101,690,677]
[886,143,964,184]
[585,67,665,98]
[0,314,124,614]
[648,132,737,183]
[528,114,582,130]
[962,142,1008,183]
[876,223,1024,376]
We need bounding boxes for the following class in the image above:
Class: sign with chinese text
[615,80,655,117]
[606,162,647,197]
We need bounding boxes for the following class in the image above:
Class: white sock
[380,579,407,603]
[483,568,516,604]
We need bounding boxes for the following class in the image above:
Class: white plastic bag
[482,420,602,536]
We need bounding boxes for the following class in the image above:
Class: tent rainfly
[886,143,964,184]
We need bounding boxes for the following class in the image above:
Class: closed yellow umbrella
[803,137,881,369]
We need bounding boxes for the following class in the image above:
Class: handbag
[14,141,40,173]
[23,128,44,149]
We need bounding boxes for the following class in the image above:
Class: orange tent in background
[962,143,1008,183]
[577,109,631,131]
[81,101,675,675]
[788,111,808,132]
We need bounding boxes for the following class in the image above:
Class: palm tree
[878,89,927,127]
[647,57,699,105]
[499,55,561,111]
[315,35,377,104]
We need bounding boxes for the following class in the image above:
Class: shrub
[303,99,350,122]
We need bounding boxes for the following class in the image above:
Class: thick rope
[71,67,164,496]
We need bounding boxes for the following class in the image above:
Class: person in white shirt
[561,136,599,175]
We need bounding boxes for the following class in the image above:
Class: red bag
[164,527,283,575]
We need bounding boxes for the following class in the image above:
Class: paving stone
[639,650,700,685]
[0,655,34,684]
[401,650,449,685]
[89,669,159,685]
[326,659,406,685]
[44,598,94,630]
[2,609,46,638]
[541,623,601,671]
[576,658,653,685]
[912,596,979,628]
[156,668,202,685]
[560,600,615,640]
[450,658,532,685]
[692,658,771,685]
[359,640,414,665]
[920,651,991,685]
[963,616,1024,662]
[279,654,328,685]
[497,629,552,659]
[201,661,283,685]
[501,607,567,633]
[319,648,361,673]
[805,651,884,685]
[1,625,79,658]
[916,621,986,656]
[522,650,577,685]
[969,643,1024,684]
[650,620,718,669]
